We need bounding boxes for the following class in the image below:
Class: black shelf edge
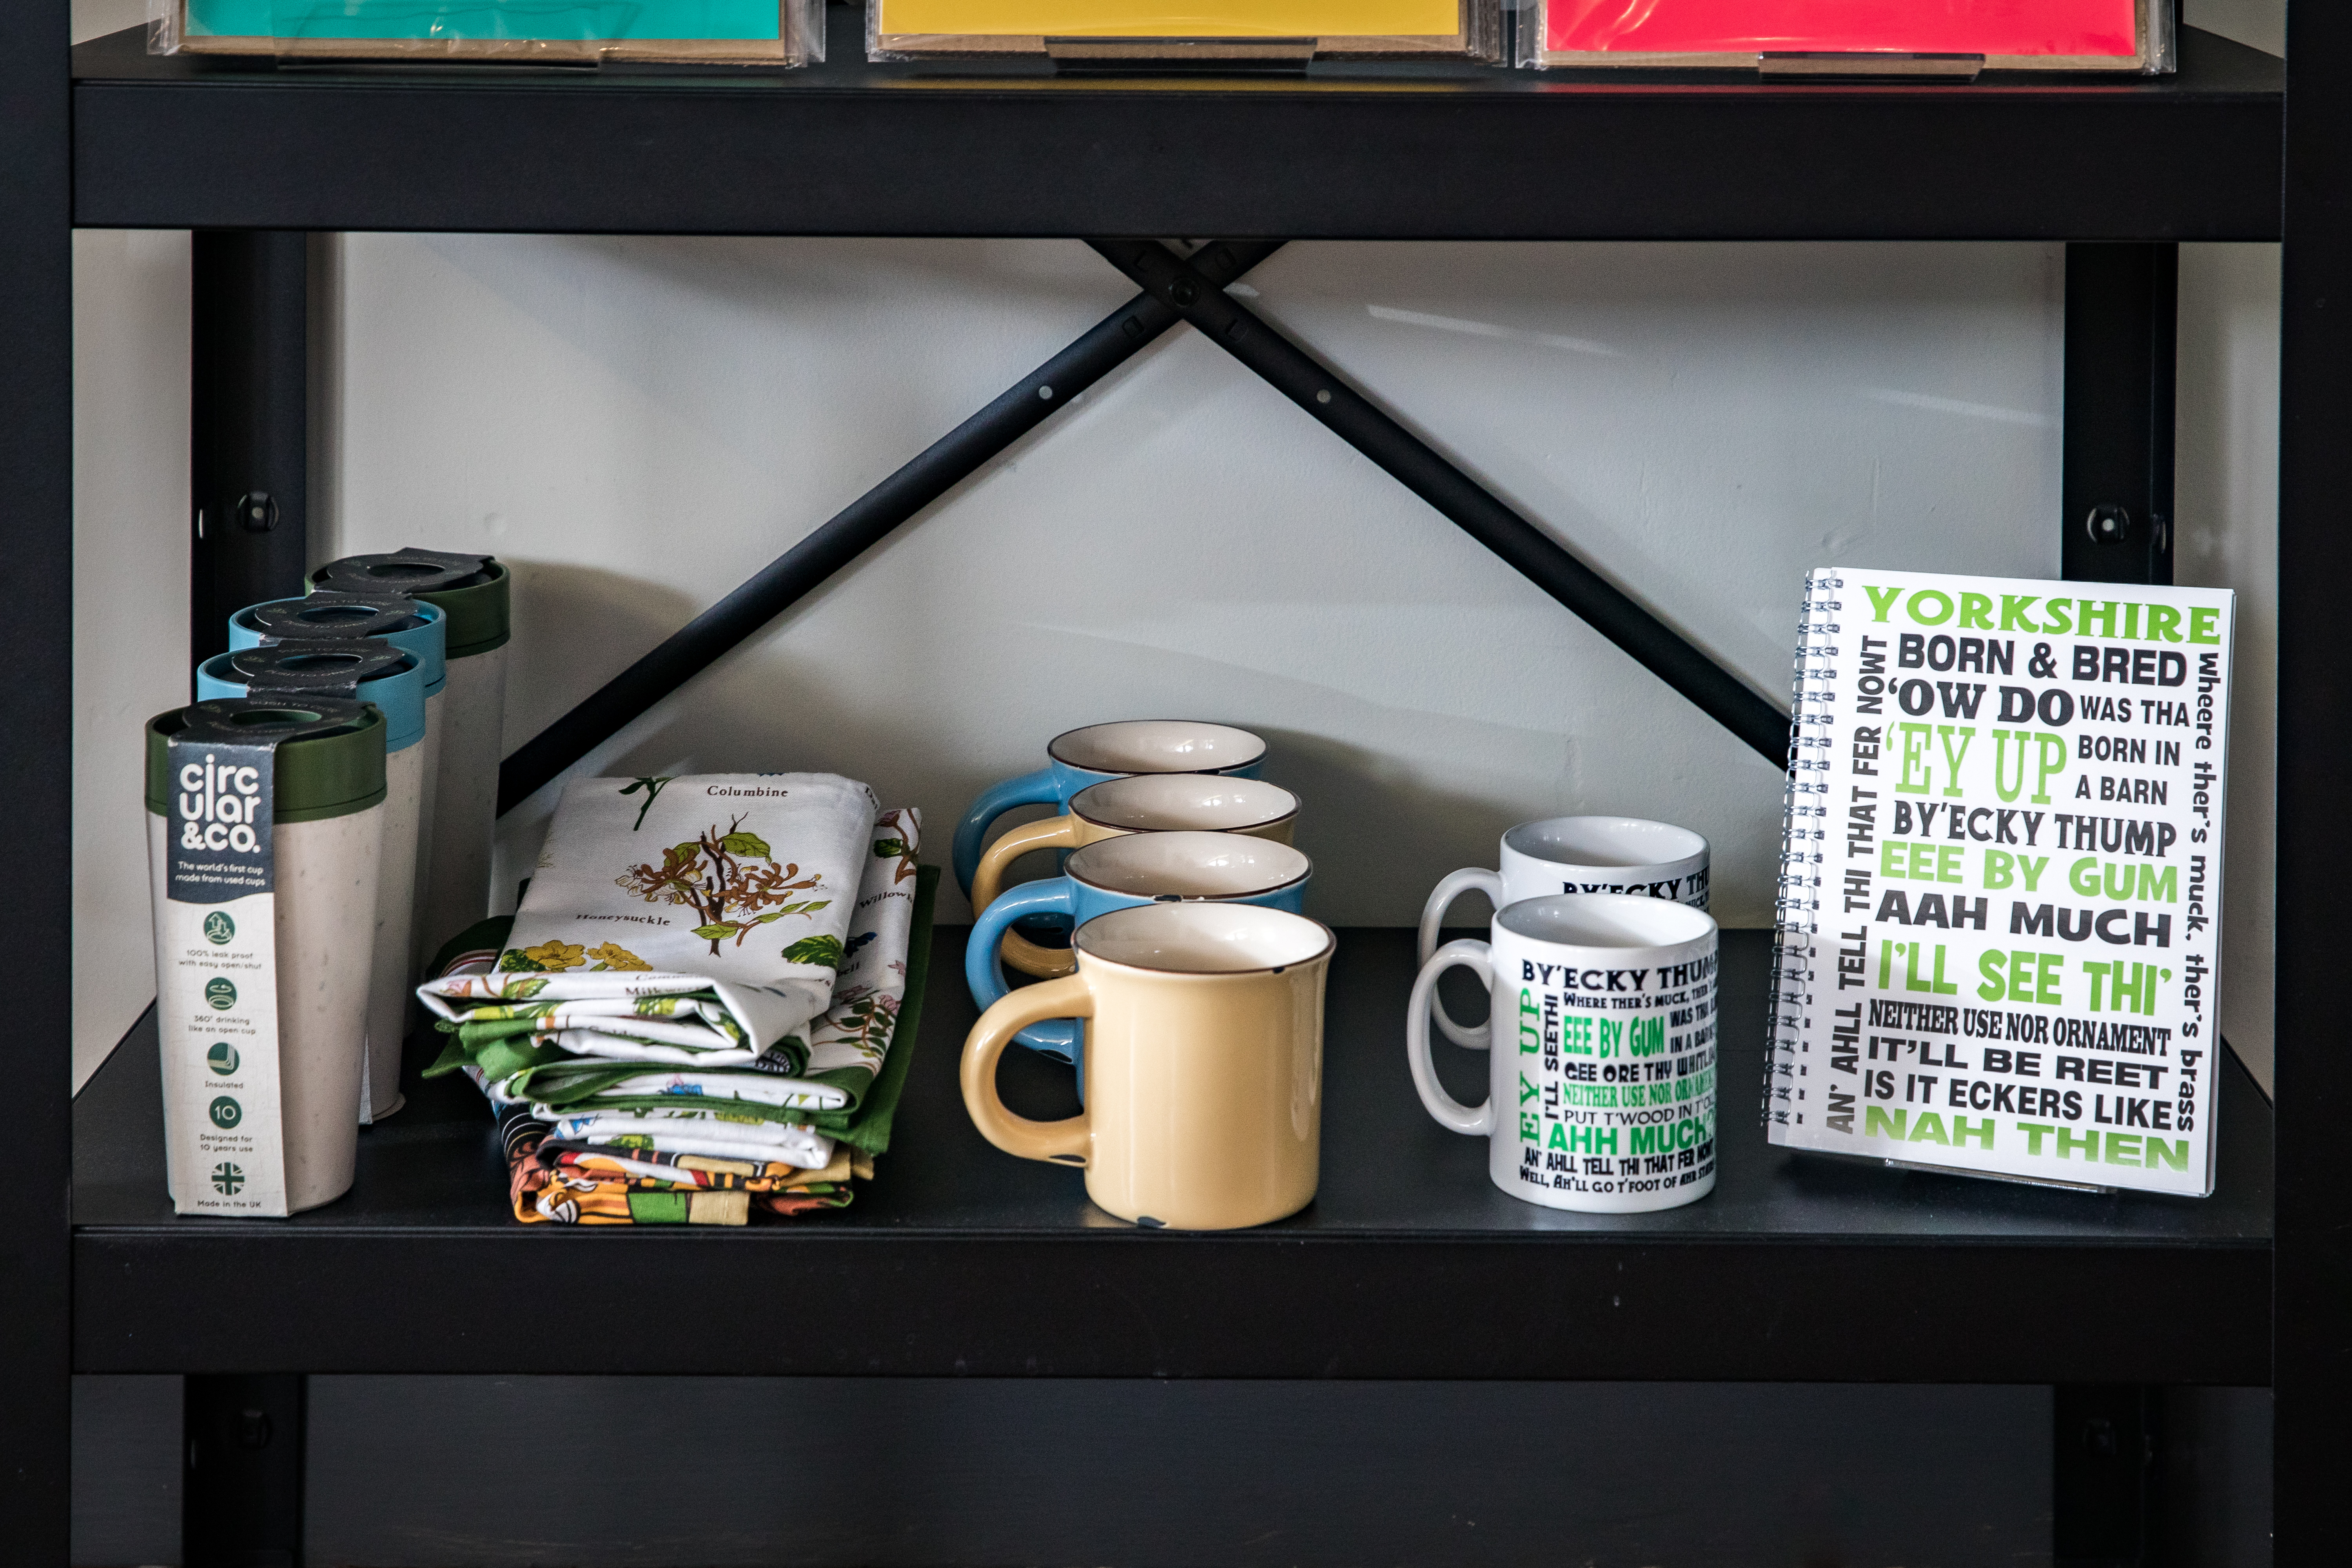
[70,18,2282,240]
[73,927,2272,1382]
[72,1232,2268,1382]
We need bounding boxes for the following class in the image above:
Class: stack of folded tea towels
[418,773,927,1226]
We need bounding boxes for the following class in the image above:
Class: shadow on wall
[503,557,701,750]
[590,650,931,796]
[1252,725,1527,929]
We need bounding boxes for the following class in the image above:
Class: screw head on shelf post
[235,491,279,534]
[2085,503,2132,546]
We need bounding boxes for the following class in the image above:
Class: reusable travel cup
[965,831,1312,1063]
[962,902,1333,1230]
[197,641,427,1123]
[311,550,509,967]
[232,591,449,978]
[969,774,1300,977]
[147,697,387,1216]
[1419,816,1709,1049]
[952,720,1268,896]
[1409,893,1719,1214]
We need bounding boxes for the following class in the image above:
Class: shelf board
[71,17,2281,240]
[74,926,2272,1382]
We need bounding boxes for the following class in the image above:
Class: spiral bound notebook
[1767,568,2235,1196]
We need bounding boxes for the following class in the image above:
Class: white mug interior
[1073,773,1298,834]
[1076,901,1332,974]
[1504,815,1708,870]
[1049,720,1268,776]
[1069,830,1311,900]
[1498,891,1716,950]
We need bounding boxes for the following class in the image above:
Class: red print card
[1545,0,2146,62]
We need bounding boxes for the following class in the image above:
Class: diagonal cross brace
[1088,239,1792,765]
[496,240,1286,814]
[498,236,1793,816]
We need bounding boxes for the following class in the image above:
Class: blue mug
[952,720,1268,896]
[966,830,1312,1065]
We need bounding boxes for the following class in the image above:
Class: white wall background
[69,4,2286,1094]
[2175,241,2280,1100]
[73,227,190,1094]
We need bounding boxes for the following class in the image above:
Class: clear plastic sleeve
[151,0,825,64]
[868,0,1498,64]
[1514,0,2172,74]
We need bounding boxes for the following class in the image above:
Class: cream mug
[1410,893,1719,1214]
[1419,816,1708,1049]
[971,774,1301,979]
[961,902,1332,1230]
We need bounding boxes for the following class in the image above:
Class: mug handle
[1417,868,1504,1050]
[966,878,1076,1017]
[1000,916,1079,981]
[1000,929,1078,980]
[1407,940,1497,1137]
[971,814,1082,928]
[962,974,1095,1165]
[952,767,1061,896]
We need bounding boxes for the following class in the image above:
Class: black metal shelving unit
[5,6,2330,1561]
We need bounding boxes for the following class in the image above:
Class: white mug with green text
[1409,893,1718,1214]
[1419,817,1708,1048]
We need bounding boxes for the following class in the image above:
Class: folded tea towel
[505,1058,855,1118]
[429,812,930,1233]
[430,808,925,1137]
[419,773,880,1062]
[545,1109,838,1169]
[499,1101,868,1225]
[427,984,759,1065]
[541,1140,840,1186]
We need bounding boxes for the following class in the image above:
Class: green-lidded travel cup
[311,550,510,975]
[147,698,387,1216]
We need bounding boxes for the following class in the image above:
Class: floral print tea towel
[501,807,924,1129]
[419,773,879,1058]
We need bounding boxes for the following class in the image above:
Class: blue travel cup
[230,591,447,702]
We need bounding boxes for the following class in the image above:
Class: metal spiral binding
[1763,569,1842,1130]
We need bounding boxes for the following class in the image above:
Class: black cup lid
[313,548,497,595]
[247,591,429,639]
[225,639,406,697]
